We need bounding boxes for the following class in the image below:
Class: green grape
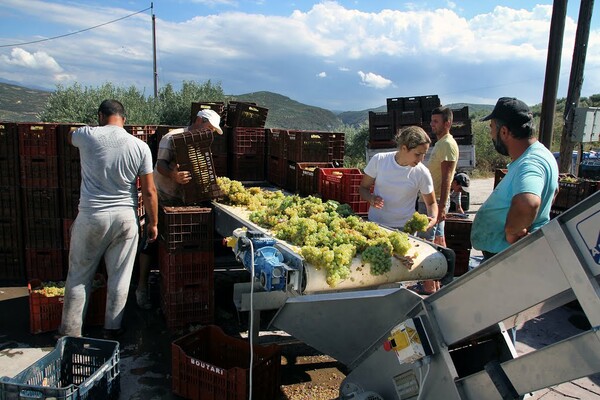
[403,212,429,234]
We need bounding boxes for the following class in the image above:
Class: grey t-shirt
[72,125,153,212]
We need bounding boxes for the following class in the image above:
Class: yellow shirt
[426,133,459,202]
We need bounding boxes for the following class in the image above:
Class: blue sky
[1,1,599,111]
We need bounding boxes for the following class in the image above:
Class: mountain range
[0,82,493,129]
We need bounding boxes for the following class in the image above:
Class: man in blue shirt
[471,97,558,260]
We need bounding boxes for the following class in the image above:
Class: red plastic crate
[453,248,471,277]
[62,219,74,250]
[329,132,345,163]
[160,283,214,330]
[159,206,214,252]
[0,249,25,285]
[212,129,228,155]
[229,127,265,155]
[159,243,214,294]
[266,155,286,188]
[266,128,286,158]
[0,217,22,251]
[18,123,58,157]
[172,325,281,400]
[25,248,65,283]
[24,218,63,249]
[285,130,331,162]
[61,188,80,220]
[22,188,61,220]
[56,124,83,160]
[212,154,228,177]
[28,274,107,334]
[318,168,369,215]
[297,162,334,196]
[20,156,59,188]
[445,218,472,251]
[230,154,265,182]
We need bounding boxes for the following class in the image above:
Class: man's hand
[146,224,158,242]
[169,163,192,185]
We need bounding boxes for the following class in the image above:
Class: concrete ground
[1,178,600,399]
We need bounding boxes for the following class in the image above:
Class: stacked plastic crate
[19,123,64,281]
[190,102,228,177]
[226,102,269,181]
[0,122,25,284]
[266,128,288,188]
[158,206,215,331]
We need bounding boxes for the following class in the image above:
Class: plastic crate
[159,206,214,252]
[451,106,470,122]
[212,129,228,155]
[369,125,396,142]
[386,97,404,111]
[159,242,214,294]
[286,130,332,162]
[554,177,599,210]
[0,249,25,286]
[226,102,268,128]
[24,218,63,249]
[57,124,83,161]
[172,129,223,204]
[403,97,420,110]
[62,219,74,250]
[171,325,280,400]
[27,274,107,334]
[451,120,472,137]
[367,139,397,149]
[0,217,21,252]
[229,127,265,155]
[230,154,265,182]
[25,249,65,282]
[330,132,345,164]
[368,111,393,127]
[59,157,81,191]
[0,186,21,220]
[22,188,61,220]
[190,102,226,126]
[160,283,214,330]
[266,128,286,158]
[297,162,334,196]
[0,156,19,187]
[61,188,80,220]
[0,336,120,400]
[318,168,369,215]
[0,122,19,159]
[445,218,472,251]
[18,123,58,157]
[266,155,286,188]
[395,109,423,126]
[419,95,441,111]
[212,154,228,177]
[20,156,60,188]
[579,160,600,180]
[453,248,471,277]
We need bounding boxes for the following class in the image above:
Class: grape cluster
[218,177,414,287]
[403,212,430,234]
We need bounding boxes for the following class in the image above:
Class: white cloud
[1,48,62,72]
[317,72,327,78]
[338,67,350,72]
[358,71,392,89]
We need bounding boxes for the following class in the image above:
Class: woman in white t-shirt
[359,126,438,231]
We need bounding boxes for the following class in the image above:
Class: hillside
[0,82,51,122]
[0,82,496,129]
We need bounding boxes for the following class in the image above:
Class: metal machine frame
[271,192,600,399]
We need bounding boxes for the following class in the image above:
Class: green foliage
[39,80,226,125]
[342,122,369,168]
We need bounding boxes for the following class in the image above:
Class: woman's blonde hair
[395,125,431,150]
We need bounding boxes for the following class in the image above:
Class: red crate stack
[318,168,369,215]
[172,325,281,400]
[297,162,334,197]
[226,102,268,182]
[158,206,215,330]
[0,122,25,284]
[267,155,287,188]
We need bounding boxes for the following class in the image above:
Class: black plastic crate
[419,95,441,111]
[159,206,214,252]
[0,186,21,220]
[452,106,470,122]
[0,217,22,252]
[451,120,472,137]
[61,188,80,220]
[386,97,404,111]
[226,102,268,128]
[190,102,226,125]
[172,129,223,204]
[23,218,63,249]
[395,109,423,126]
[0,157,19,187]
[22,188,61,220]
[369,125,396,142]
[368,111,393,127]
[25,248,65,281]
[0,249,25,286]
[0,122,19,159]
[20,156,60,188]
[0,336,120,400]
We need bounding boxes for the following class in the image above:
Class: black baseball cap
[454,172,470,192]
[481,97,532,127]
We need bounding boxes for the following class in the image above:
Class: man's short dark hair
[98,99,126,118]
[431,106,453,124]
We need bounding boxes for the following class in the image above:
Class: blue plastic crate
[0,337,120,400]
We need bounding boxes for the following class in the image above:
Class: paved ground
[2,178,599,399]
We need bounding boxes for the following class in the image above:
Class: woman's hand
[370,195,384,209]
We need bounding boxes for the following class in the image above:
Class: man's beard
[492,136,509,156]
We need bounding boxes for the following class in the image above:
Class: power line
[0,6,151,48]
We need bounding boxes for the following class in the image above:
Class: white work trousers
[60,208,139,336]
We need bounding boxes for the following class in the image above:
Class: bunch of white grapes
[218,178,413,287]
[403,212,430,234]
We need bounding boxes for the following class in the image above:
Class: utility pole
[152,2,158,99]
[558,0,595,174]
[539,0,567,150]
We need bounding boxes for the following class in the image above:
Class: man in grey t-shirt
[59,99,158,339]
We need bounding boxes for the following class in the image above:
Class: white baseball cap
[197,109,223,135]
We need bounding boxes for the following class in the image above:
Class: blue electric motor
[238,230,287,291]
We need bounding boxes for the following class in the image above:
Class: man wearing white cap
[135,108,222,309]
